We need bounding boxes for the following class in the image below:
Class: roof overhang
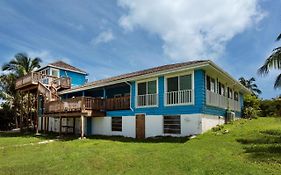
[36,65,88,75]
[59,61,209,95]
[59,60,251,95]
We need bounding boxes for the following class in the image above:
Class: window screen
[163,115,181,134]
[112,117,122,131]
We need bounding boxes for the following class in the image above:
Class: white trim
[37,65,87,75]
[50,68,60,78]
[164,71,194,106]
[135,78,158,108]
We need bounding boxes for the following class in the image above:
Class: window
[228,88,233,99]
[167,75,192,92]
[221,84,225,96]
[137,80,157,95]
[234,92,238,101]
[51,69,59,77]
[137,80,157,107]
[166,74,192,105]
[206,76,216,92]
[112,117,122,131]
[164,115,181,134]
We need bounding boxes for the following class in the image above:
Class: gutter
[125,81,134,112]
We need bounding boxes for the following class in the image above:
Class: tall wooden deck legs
[80,115,85,139]
[59,116,62,137]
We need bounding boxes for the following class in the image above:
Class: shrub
[242,94,260,119]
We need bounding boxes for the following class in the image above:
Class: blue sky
[0,0,280,99]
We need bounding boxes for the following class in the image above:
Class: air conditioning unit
[225,111,235,123]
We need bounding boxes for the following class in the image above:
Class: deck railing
[15,72,71,90]
[165,89,193,105]
[106,96,131,110]
[44,96,131,114]
[206,90,240,112]
[136,94,158,107]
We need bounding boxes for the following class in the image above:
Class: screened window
[210,78,216,92]
[167,74,192,92]
[206,76,216,93]
[112,117,122,131]
[164,115,181,134]
[137,80,157,95]
[234,92,238,101]
[221,84,225,96]
[228,88,233,99]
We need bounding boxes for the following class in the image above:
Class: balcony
[136,94,158,107]
[44,96,131,117]
[206,90,240,112]
[165,89,193,105]
[15,72,71,90]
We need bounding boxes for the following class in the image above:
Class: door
[136,114,145,139]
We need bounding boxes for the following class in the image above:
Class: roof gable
[48,61,87,74]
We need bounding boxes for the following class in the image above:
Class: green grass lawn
[0,117,281,175]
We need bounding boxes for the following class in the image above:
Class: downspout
[125,81,134,112]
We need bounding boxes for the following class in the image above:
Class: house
[15,60,250,139]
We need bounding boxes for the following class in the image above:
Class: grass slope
[0,117,280,175]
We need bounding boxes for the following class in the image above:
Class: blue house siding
[60,70,86,87]
[108,69,206,116]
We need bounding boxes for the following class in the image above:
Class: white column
[81,115,84,139]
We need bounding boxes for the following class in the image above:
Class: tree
[258,33,281,88]
[239,77,262,96]
[2,53,42,77]
[1,53,42,131]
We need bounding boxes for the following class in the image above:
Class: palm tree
[2,53,42,77]
[1,53,42,131]
[239,77,262,96]
[258,33,281,88]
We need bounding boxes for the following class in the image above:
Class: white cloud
[27,50,71,66]
[118,0,265,61]
[91,30,114,46]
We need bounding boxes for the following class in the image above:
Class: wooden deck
[44,96,131,117]
[15,72,71,91]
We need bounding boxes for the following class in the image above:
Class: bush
[242,94,260,119]
[260,98,281,117]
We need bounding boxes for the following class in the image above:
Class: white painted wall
[145,115,163,137]
[201,114,225,133]
[92,116,136,138]
[180,114,203,136]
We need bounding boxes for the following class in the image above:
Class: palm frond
[274,73,281,89]
[277,33,281,41]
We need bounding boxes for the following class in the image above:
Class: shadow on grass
[0,132,190,143]
[87,135,190,143]
[237,129,281,163]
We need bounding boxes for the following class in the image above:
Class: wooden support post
[81,115,84,139]
[20,94,23,133]
[27,91,30,129]
[59,116,62,136]
[35,91,39,135]
[73,117,76,135]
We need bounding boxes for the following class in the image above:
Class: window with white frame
[228,88,233,99]
[111,117,122,131]
[206,76,216,93]
[137,80,157,107]
[163,115,181,134]
[51,68,59,77]
[166,74,192,105]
